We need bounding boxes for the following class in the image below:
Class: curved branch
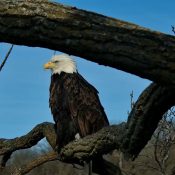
[0,122,57,168]
[0,122,56,155]
[122,83,175,158]
[0,1,175,85]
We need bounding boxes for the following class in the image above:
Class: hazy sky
[0,0,174,138]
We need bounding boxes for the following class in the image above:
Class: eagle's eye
[53,60,59,63]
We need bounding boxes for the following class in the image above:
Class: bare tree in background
[153,107,175,175]
[134,107,175,175]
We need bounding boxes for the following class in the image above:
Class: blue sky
[0,0,174,138]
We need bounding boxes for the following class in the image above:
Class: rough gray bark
[0,0,175,85]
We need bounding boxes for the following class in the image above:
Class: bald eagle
[44,54,109,150]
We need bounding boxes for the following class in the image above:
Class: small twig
[171,25,175,35]
[130,90,134,109]
[154,129,164,173]
[0,44,14,72]
[127,90,134,116]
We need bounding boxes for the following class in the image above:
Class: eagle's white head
[44,54,77,74]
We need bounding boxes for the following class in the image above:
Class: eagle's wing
[49,73,78,148]
[66,73,109,137]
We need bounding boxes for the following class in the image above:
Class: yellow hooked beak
[44,62,55,69]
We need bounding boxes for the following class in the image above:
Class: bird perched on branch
[44,54,109,149]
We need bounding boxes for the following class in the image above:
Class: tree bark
[0,0,175,85]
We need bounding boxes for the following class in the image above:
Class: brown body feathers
[49,72,109,149]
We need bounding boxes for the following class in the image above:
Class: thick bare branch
[0,122,56,155]
[122,83,175,158]
[60,124,125,163]
[0,122,56,168]
[0,0,175,85]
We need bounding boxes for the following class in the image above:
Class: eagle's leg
[88,161,92,175]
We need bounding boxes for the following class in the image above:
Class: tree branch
[0,0,175,85]
[0,122,57,169]
[122,83,175,158]
[60,124,125,163]
[0,123,124,175]
[172,25,175,35]
[0,44,14,72]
